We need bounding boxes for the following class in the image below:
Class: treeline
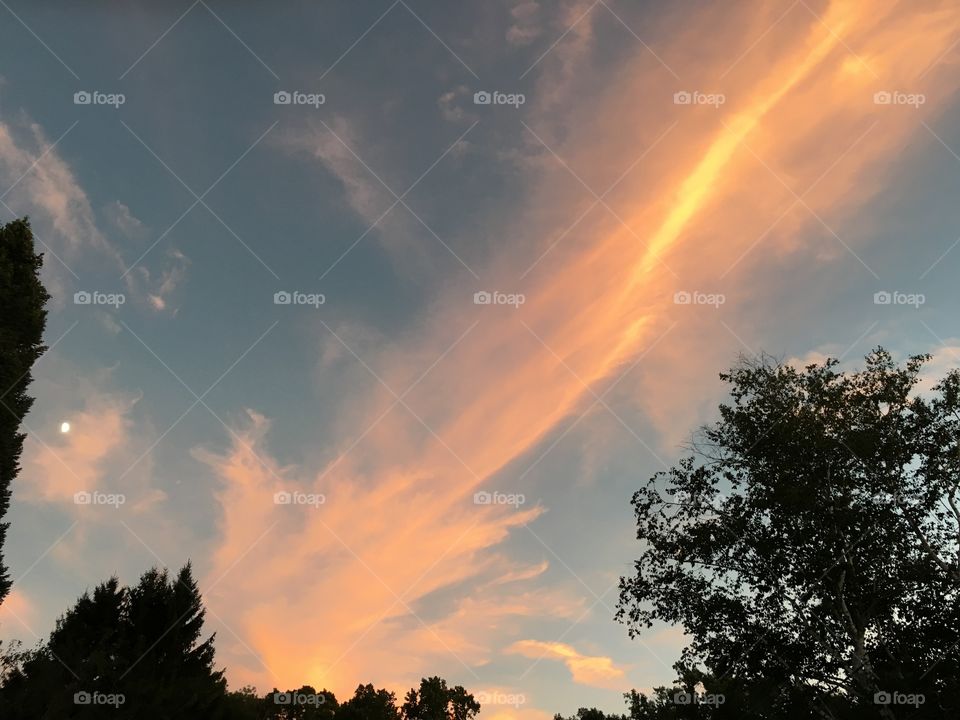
[0,565,479,719]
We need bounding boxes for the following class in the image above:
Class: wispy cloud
[279,116,391,228]
[0,109,189,312]
[0,117,112,270]
[197,410,560,690]
[507,640,626,688]
[203,0,960,700]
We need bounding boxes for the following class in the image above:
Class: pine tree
[0,564,227,719]
[121,563,227,718]
[0,218,50,603]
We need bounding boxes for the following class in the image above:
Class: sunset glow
[2,0,960,716]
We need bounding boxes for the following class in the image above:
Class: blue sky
[2,1,960,717]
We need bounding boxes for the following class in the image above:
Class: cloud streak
[507,640,626,688]
[16,0,951,710]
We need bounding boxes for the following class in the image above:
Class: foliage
[617,350,960,718]
[401,677,480,720]
[0,564,226,719]
[0,218,50,603]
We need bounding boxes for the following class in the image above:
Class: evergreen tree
[0,218,50,603]
[121,563,226,718]
[0,563,226,719]
[0,577,126,719]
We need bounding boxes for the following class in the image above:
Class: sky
[1,0,960,716]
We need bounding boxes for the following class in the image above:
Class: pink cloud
[200,0,960,706]
[507,640,626,689]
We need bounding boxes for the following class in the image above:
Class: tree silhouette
[121,564,226,717]
[401,677,479,720]
[554,707,625,720]
[339,683,401,720]
[1,577,126,719]
[262,685,337,719]
[617,350,960,718]
[223,683,264,719]
[0,218,49,604]
[0,564,226,719]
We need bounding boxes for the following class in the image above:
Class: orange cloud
[199,412,557,691]
[0,588,38,639]
[507,640,626,689]
[13,367,179,585]
[202,0,960,705]
[23,391,137,504]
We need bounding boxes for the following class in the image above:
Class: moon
[60,422,71,433]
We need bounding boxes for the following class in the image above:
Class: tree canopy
[401,677,480,720]
[0,564,227,719]
[0,218,49,603]
[617,349,960,718]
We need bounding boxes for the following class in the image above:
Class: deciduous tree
[618,350,960,718]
